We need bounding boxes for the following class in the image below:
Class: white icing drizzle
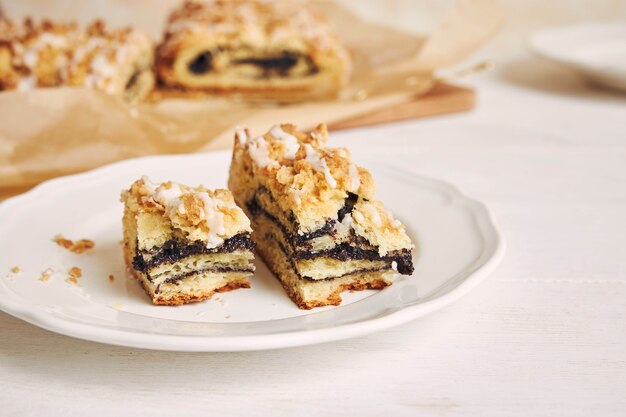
[310,132,323,142]
[141,176,158,194]
[391,261,398,271]
[248,137,275,168]
[363,203,382,227]
[16,75,36,91]
[235,126,249,144]
[352,210,365,224]
[23,50,39,68]
[336,149,348,158]
[38,32,67,49]
[143,178,230,249]
[269,125,300,159]
[153,183,183,211]
[90,53,118,94]
[290,186,302,206]
[304,144,337,188]
[23,33,67,68]
[196,192,226,248]
[348,163,360,192]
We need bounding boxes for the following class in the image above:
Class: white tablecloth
[2,54,625,416]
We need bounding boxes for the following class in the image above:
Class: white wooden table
[2,56,625,416]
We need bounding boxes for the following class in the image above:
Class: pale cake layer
[253,211,393,280]
[138,270,250,306]
[144,251,254,286]
[252,226,391,309]
[124,235,251,305]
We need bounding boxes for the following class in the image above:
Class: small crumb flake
[225,315,231,319]
[69,266,82,278]
[10,266,20,274]
[53,235,95,254]
[39,268,54,282]
[65,276,79,285]
[112,302,123,310]
[108,274,115,282]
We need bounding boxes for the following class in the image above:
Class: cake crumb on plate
[53,235,95,254]
[39,268,54,282]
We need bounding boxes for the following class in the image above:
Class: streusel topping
[164,0,338,50]
[233,123,412,253]
[123,177,251,248]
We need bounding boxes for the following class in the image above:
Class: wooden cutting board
[329,82,475,130]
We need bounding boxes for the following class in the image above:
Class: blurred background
[3,0,626,57]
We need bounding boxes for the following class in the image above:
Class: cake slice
[0,19,154,101]
[121,177,255,305]
[228,123,415,309]
[155,0,351,102]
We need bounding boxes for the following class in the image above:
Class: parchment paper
[0,0,504,196]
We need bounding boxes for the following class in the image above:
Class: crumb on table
[108,274,115,282]
[10,266,20,274]
[53,235,95,254]
[65,276,79,285]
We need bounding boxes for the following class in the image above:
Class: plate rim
[0,151,506,352]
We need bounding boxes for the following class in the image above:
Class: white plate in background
[530,21,626,92]
[0,151,504,351]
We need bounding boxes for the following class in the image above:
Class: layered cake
[228,123,414,309]
[0,19,154,101]
[156,0,351,101]
[121,177,255,305]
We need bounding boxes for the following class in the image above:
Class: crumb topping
[0,18,152,93]
[53,235,95,254]
[162,0,344,55]
[234,123,377,232]
[122,177,251,249]
[231,123,413,253]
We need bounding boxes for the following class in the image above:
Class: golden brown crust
[0,18,154,100]
[142,274,250,306]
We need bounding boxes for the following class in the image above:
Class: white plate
[0,151,504,351]
[530,21,626,92]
